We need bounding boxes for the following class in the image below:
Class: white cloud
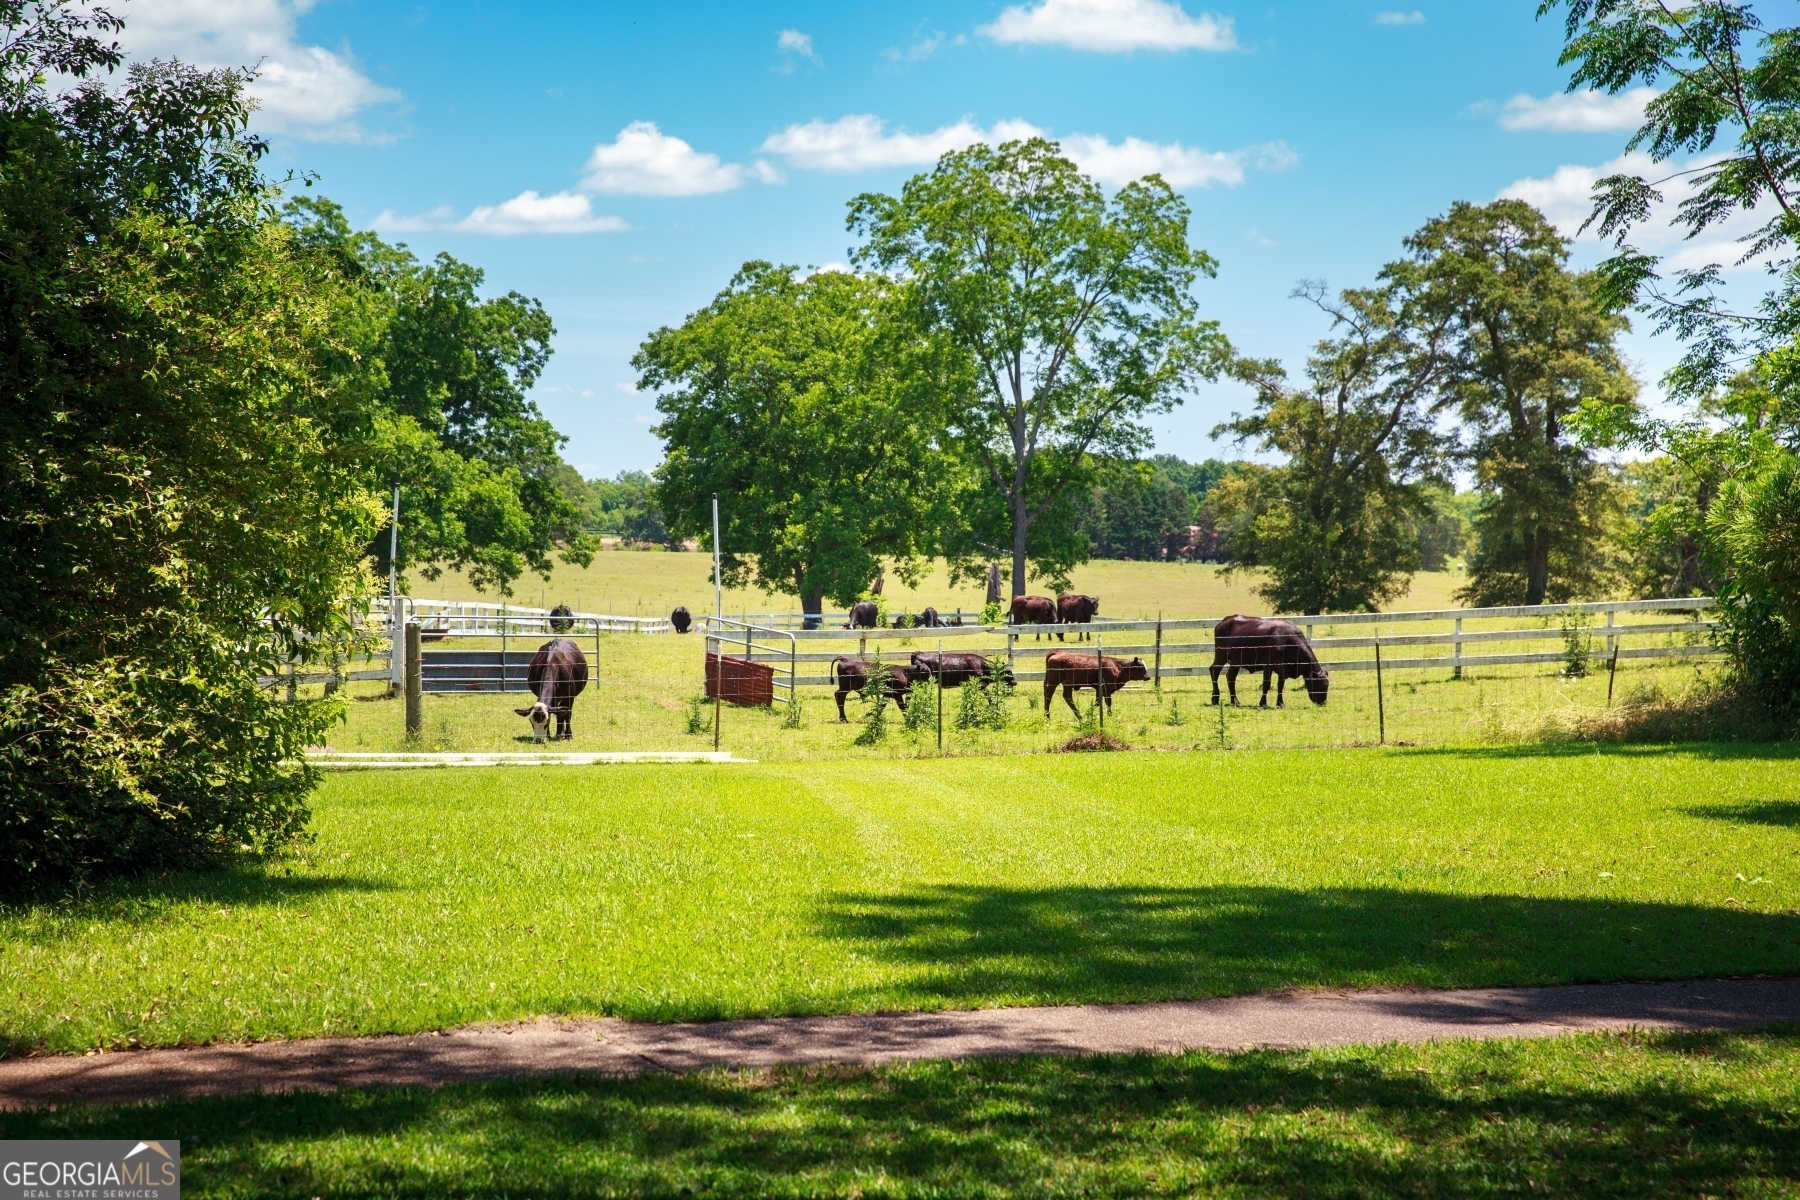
[631,414,653,424]
[615,382,638,393]
[1499,87,1658,133]
[777,28,820,60]
[580,122,745,195]
[118,0,398,141]
[979,0,1237,52]
[1499,152,1770,272]
[1059,132,1245,187]
[884,26,949,67]
[761,114,1293,189]
[1373,10,1425,25]
[374,192,628,236]
[759,114,1012,171]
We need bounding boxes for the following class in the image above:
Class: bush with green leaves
[853,656,894,747]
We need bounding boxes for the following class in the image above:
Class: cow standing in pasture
[1010,595,1057,638]
[846,601,880,629]
[1042,651,1149,717]
[909,651,1014,690]
[1209,614,1329,708]
[514,638,590,742]
[832,658,918,722]
[670,606,692,634]
[1056,593,1099,641]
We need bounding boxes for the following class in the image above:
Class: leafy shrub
[853,655,893,746]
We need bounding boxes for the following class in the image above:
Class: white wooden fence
[709,597,1723,690]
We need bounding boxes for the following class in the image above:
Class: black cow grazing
[670,606,692,634]
[549,603,575,633]
[1056,593,1099,641]
[1042,651,1150,716]
[909,651,1014,690]
[1010,594,1057,638]
[893,605,943,629]
[846,600,880,629]
[832,658,917,721]
[514,638,590,741]
[1209,614,1329,708]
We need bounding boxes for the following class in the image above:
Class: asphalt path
[3,978,1797,1111]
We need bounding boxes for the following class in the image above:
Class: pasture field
[9,1029,1800,1198]
[322,628,1722,759]
[413,554,1470,621]
[2,748,1795,1055]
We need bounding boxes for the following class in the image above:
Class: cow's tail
[832,657,849,689]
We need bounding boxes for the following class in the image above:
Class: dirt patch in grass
[1060,731,1130,752]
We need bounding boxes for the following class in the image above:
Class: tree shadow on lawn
[813,885,1800,1007]
[6,1029,1798,1199]
[0,865,392,931]
[1684,800,1800,828]
[1386,741,1800,763]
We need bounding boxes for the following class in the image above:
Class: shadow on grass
[1685,800,1800,828]
[813,885,1800,1005]
[0,865,392,929]
[1387,740,1800,762]
[4,1029,1797,1198]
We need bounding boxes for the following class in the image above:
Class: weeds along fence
[704,598,1724,745]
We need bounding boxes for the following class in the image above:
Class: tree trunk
[800,587,824,631]
[1526,526,1550,605]
[1011,491,1030,598]
[985,563,1002,604]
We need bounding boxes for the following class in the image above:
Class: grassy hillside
[410,553,1471,620]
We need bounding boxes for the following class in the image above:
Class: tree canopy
[849,139,1232,595]
[637,263,957,621]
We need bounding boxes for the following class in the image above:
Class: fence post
[1154,614,1163,697]
[1605,607,1617,660]
[389,598,406,696]
[1096,634,1104,730]
[286,658,298,703]
[936,637,944,752]
[404,620,422,741]
[1453,617,1463,680]
[1608,642,1621,705]
[1374,635,1385,746]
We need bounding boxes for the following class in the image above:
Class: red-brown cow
[513,638,590,741]
[1056,593,1099,641]
[1209,614,1329,708]
[1010,594,1057,638]
[832,658,918,722]
[1042,651,1150,717]
[909,651,1015,690]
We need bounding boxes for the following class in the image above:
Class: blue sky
[122,0,1728,478]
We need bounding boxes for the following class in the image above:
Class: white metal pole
[389,486,403,694]
[712,493,722,621]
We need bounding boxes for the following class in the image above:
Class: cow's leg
[1063,683,1084,717]
[893,689,907,712]
[1276,675,1287,708]
[1043,678,1056,715]
[1103,682,1115,713]
[835,689,849,722]
[1259,669,1272,708]
[1210,661,1222,705]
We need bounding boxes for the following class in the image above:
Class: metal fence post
[1374,635,1385,746]
[936,636,944,752]
[1453,616,1463,680]
[1608,642,1621,705]
[1096,634,1104,729]
[404,620,422,741]
[1605,606,1616,660]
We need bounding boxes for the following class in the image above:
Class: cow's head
[1304,667,1330,706]
[514,702,552,742]
[1126,657,1150,684]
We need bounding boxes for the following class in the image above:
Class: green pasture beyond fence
[285,597,1726,756]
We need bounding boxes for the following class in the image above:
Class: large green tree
[848,139,1232,596]
[638,263,956,623]
[284,197,593,593]
[1386,200,1637,605]
[0,5,382,884]
[1541,0,1800,711]
[1212,284,1450,614]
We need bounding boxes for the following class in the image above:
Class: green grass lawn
[3,747,1796,1055]
[7,1029,1798,1197]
